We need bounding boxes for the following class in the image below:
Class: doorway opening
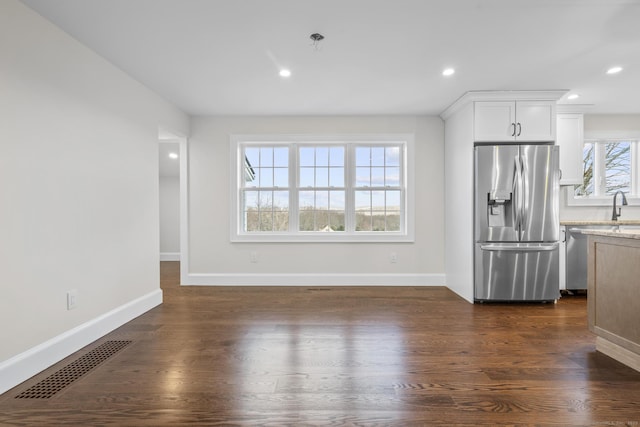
[158,129,187,285]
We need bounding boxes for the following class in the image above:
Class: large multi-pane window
[232,135,412,242]
[574,139,638,198]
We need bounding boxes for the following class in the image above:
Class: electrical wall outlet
[67,289,78,310]
[250,251,258,263]
[389,252,398,263]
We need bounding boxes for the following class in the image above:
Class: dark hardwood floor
[1,261,639,426]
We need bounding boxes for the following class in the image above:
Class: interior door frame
[159,128,188,286]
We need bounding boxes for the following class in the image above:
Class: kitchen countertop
[580,229,640,240]
[561,220,640,226]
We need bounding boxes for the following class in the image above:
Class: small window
[574,139,636,198]
[242,146,290,232]
[354,146,402,232]
[299,146,346,232]
[603,141,632,195]
[231,135,414,242]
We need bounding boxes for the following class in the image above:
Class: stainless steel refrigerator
[474,144,560,302]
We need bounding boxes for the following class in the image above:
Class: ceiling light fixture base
[310,33,325,50]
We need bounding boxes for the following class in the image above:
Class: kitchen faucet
[612,190,628,221]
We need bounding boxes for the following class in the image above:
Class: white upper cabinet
[474,100,556,142]
[473,101,516,142]
[516,101,556,141]
[556,113,584,186]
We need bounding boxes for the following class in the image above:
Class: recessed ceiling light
[279,69,291,78]
[606,66,623,74]
[442,68,455,77]
[169,152,178,159]
[567,94,580,100]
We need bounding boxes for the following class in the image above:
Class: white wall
[443,102,475,302]
[185,115,444,284]
[0,0,188,392]
[560,114,640,221]
[159,176,180,255]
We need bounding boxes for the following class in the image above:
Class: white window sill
[231,232,414,243]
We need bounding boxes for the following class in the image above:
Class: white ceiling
[21,0,640,116]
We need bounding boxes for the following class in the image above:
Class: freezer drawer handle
[480,244,558,252]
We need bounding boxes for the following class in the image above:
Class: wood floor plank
[1,261,639,426]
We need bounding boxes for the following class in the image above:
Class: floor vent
[15,340,132,399]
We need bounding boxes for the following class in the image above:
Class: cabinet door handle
[511,123,516,137]
[516,122,522,136]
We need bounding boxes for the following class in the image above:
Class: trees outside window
[575,140,635,197]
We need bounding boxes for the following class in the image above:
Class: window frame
[567,138,640,207]
[230,134,415,242]
[297,144,348,233]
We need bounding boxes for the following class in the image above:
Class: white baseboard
[160,252,180,261]
[183,273,446,286]
[0,289,162,395]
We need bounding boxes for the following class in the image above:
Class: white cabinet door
[474,100,555,142]
[515,101,556,142]
[556,113,584,185]
[474,101,516,142]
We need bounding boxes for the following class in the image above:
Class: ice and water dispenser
[486,190,512,228]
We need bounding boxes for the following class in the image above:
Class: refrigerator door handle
[513,155,523,233]
[480,243,559,252]
[520,154,529,236]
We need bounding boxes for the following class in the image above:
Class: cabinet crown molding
[440,90,568,120]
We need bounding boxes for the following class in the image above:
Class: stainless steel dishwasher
[565,224,640,290]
